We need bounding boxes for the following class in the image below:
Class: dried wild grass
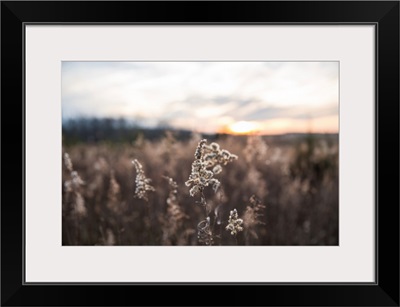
[62,133,339,246]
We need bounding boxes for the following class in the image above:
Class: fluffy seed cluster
[185,159,220,197]
[63,152,86,216]
[64,152,73,172]
[202,142,238,170]
[64,171,85,192]
[64,153,85,192]
[107,170,122,213]
[74,192,86,216]
[194,139,207,159]
[225,209,244,236]
[132,159,155,201]
[108,170,120,204]
[185,139,237,197]
[197,217,214,245]
[243,135,268,164]
[161,176,190,245]
[164,176,187,223]
[243,195,265,228]
[243,195,266,233]
[242,195,266,243]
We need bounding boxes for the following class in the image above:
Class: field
[62,131,339,246]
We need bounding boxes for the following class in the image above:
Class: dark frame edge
[376,2,400,305]
[1,2,25,306]
[1,1,399,306]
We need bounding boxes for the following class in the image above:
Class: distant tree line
[62,117,338,146]
[62,117,193,145]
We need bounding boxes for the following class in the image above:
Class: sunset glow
[227,121,258,135]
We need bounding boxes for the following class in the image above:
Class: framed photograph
[2,1,399,306]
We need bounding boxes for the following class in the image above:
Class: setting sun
[228,121,258,135]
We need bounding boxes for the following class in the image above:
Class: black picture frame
[1,1,399,306]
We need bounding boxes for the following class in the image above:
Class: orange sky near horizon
[217,116,338,135]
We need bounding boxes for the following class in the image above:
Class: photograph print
[62,61,339,246]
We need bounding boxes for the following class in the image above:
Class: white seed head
[186,140,237,199]
[226,208,244,236]
[64,152,73,172]
[132,159,155,201]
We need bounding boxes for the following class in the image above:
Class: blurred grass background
[62,129,338,246]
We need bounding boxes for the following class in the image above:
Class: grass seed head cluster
[132,159,155,201]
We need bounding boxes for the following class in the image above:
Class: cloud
[62,61,339,133]
[242,103,338,121]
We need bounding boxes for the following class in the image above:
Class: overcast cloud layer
[62,61,338,134]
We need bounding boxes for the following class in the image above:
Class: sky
[62,61,338,135]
